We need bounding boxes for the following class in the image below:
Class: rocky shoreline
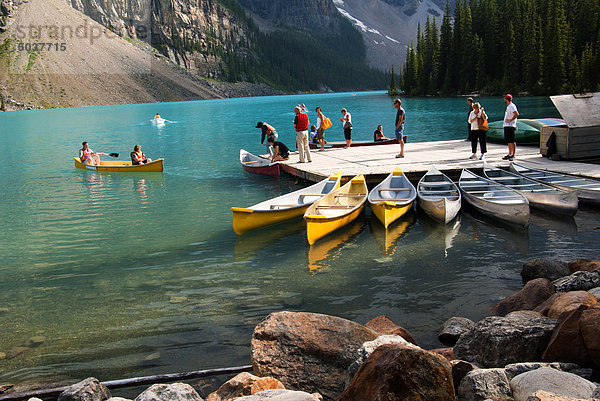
[2,258,600,401]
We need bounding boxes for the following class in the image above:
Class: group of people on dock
[256,99,407,162]
[467,94,519,161]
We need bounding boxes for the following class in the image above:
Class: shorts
[395,126,404,141]
[504,126,516,143]
[316,127,324,140]
[280,150,289,159]
[344,127,352,140]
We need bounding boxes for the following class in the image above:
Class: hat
[256,122,263,128]
[504,94,513,101]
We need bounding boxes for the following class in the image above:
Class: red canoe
[308,136,407,149]
[240,149,279,178]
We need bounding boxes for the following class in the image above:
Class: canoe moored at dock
[510,162,600,206]
[459,169,530,228]
[231,172,342,235]
[486,121,540,145]
[74,157,164,172]
[308,137,405,149]
[368,167,416,228]
[483,162,578,216]
[304,175,368,245]
[417,165,461,224]
[240,149,279,178]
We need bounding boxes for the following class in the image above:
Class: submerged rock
[58,378,111,401]
[134,383,202,401]
[338,343,454,401]
[251,311,377,401]
[454,311,556,368]
[27,336,46,347]
[510,368,596,401]
[438,316,475,346]
[6,346,29,359]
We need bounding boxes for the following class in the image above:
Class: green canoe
[486,118,565,145]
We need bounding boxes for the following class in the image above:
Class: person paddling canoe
[131,144,152,165]
[79,141,105,165]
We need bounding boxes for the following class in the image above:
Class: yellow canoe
[304,175,368,245]
[231,173,342,235]
[368,167,416,228]
[74,157,164,172]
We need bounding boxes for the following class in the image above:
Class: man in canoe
[256,121,278,155]
[79,141,105,165]
[131,144,152,165]
[267,136,290,162]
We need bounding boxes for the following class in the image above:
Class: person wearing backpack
[340,108,353,148]
[468,102,488,160]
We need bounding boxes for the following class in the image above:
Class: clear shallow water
[1,91,598,391]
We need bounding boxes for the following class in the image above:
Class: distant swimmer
[79,141,105,165]
[131,144,152,165]
[154,113,161,119]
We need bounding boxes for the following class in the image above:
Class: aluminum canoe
[417,165,461,224]
[368,167,416,228]
[510,162,600,205]
[231,172,342,235]
[74,157,164,172]
[240,149,279,177]
[483,162,577,216]
[304,175,368,245]
[459,169,530,228]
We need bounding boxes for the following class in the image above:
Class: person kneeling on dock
[131,144,152,165]
[268,136,290,162]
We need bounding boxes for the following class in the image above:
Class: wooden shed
[540,92,600,160]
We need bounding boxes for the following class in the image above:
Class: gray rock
[235,389,322,401]
[589,287,600,301]
[592,385,600,399]
[134,384,202,401]
[107,398,131,401]
[454,311,556,368]
[346,334,419,385]
[28,398,43,401]
[522,258,569,283]
[503,362,594,381]
[451,360,479,392]
[457,368,511,401]
[27,336,46,346]
[438,316,475,346]
[57,378,111,401]
[510,367,596,401]
[553,271,600,292]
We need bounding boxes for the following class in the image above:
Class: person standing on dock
[393,99,405,158]
[340,108,352,148]
[256,121,278,155]
[293,106,312,163]
[503,94,519,161]
[466,97,474,141]
[468,102,487,160]
[315,106,327,151]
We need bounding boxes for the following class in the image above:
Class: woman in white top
[340,108,352,148]
[468,102,487,160]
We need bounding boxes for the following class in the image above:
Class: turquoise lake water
[1,91,599,392]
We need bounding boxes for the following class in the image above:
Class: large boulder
[543,305,593,367]
[579,304,600,367]
[553,271,600,292]
[58,378,111,401]
[364,315,417,345]
[346,334,418,385]
[547,291,598,319]
[568,259,600,274]
[504,362,593,381]
[522,259,569,283]
[491,278,555,316]
[525,390,599,400]
[337,343,454,401]
[454,311,556,368]
[535,294,561,316]
[438,317,475,346]
[456,368,511,401]
[510,368,596,401]
[134,384,203,401]
[235,390,322,401]
[251,311,378,401]
[205,372,284,401]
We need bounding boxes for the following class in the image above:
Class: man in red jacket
[293,105,312,163]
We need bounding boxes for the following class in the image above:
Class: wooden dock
[279,139,600,184]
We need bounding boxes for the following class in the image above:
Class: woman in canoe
[267,136,290,162]
[373,125,390,141]
[79,141,105,165]
[131,144,152,165]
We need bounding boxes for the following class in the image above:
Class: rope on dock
[0,365,253,401]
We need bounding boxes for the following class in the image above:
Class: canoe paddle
[106,152,119,157]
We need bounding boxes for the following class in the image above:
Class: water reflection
[369,211,417,256]
[420,213,461,258]
[462,212,530,256]
[530,211,578,237]
[307,217,366,273]
[234,219,306,261]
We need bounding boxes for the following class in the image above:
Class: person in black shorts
[268,136,290,162]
